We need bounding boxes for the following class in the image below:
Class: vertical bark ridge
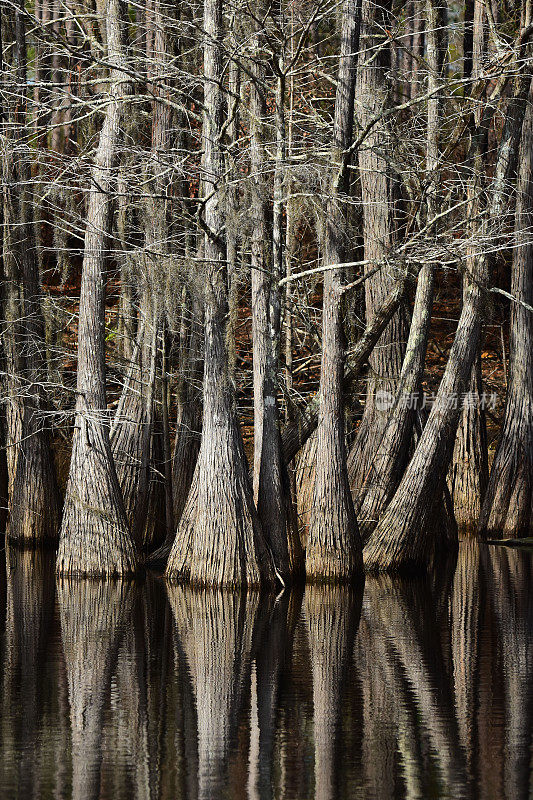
[57,0,136,577]
[165,0,275,588]
[306,0,363,583]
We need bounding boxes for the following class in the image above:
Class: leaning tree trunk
[306,0,363,583]
[363,66,531,572]
[165,0,275,588]
[347,0,407,505]
[56,0,136,577]
[357,0,441,537]
[478,85,533,538]
[1,0,61,544]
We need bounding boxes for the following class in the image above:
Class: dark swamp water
[0,542,532,800]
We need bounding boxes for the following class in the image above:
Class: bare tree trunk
[357,0,441,537]
[111,0,170,552]
[306,0,363,583]
[363,68,531,572]
[165,0,275,588]
[2,0,61,544]
[347,0,408,505]
[57,0,136,577]
[449,349,488,532]
[450,0,489,532]
[250,19,301,583]
[479,83,533,538]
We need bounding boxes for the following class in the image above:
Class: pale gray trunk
[364,64,531,572]
[165,0,274,588]
[57,0,136,577]
[347,0,408,505]
[307,0,363,583]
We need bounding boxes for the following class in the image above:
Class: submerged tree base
[165,415,276,589]
[57,410,137,579]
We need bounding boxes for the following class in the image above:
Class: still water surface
[0,542,532,800]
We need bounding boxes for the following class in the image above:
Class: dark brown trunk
[2,0,61,544]
[479,84,533,538]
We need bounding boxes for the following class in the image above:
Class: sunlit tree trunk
[165,0,275,588]
[57,0,136,576]
[347,0,408,505]
[364,67,531,572]
[306,0,363,583]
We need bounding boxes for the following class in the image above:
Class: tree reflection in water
[0,543,531,799]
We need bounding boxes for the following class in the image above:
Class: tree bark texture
[165,0,275,588]
[347,0,408,505]
[306,0,363,583]
[356,0,443,538]
[2,0,61,544]
[250,21,301,582]
[479,84,533,538]
[363,68,530,572]
[57,0,136,577]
